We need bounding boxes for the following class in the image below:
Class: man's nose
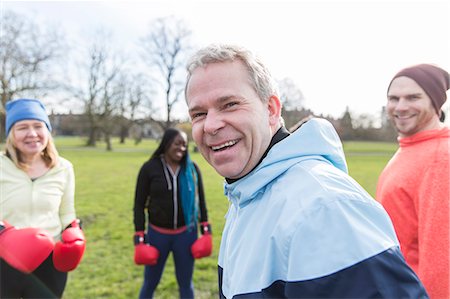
[395,98,409,111]
[203,111,224,135]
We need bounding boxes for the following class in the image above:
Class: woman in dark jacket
[133,128,211,299]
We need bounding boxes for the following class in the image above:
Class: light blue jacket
[218,118,427,298]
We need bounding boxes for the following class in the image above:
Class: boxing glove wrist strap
[200,222,212,235]
[0,221,11,234]
[134,231,148,245]
[64,219,83,230]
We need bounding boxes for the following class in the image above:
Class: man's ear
[268,95,282,126]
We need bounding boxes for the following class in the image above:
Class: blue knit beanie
[5,98,52,135]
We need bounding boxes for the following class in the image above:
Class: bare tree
[70,33,123,150]
[339,106,355,140]
[140,16,192,129]
[0,10,65,141]
[278,77,305,111]
[353,113,376,129]
[277,77,308,128]
[116,73,152,144]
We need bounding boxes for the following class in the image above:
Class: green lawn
[343,141,397,196]
[57,138,224,299]
[2,137,399,298]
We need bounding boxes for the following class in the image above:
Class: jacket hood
[224,118,348,207]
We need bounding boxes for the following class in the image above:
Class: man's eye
[191,112,206,120]
[224,102,238,109]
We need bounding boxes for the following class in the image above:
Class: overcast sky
[2,0,449,122]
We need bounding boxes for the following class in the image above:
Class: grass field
[4,137,399,298]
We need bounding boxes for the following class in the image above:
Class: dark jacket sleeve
[282,248,429,298]
[220,248,428,298]
[133,162,151,232]
[194,163,208,223]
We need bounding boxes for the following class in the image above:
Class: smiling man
[185,44,428,298]
[186,57,280,180]
[377,64,450,298]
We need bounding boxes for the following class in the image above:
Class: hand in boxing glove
[0,220,54,273]
[191,222,212,259]
[53,219,86,272]
[134,231,159,266]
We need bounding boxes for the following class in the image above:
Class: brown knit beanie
[387,64,450,115]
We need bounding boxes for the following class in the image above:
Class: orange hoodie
[377,127,450,299]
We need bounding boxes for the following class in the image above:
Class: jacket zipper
[224,202,239,297]
[161,158,180,229]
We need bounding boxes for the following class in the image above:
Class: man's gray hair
[185,44,279,103]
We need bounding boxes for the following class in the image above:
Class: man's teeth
[211,140,237,151]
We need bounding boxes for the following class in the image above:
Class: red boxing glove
[53,219,86,272]
[134,231,159,266]
[191,222,213,259]
[0,220,54,273]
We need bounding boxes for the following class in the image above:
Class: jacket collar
[225,127,290,184]
[224,118,348,208]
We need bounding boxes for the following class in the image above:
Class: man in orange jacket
[377,64,449,298]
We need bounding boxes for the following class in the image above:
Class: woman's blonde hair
[5,128,59,171]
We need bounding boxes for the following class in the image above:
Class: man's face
[186,60,280,179]
[387,76,439,137]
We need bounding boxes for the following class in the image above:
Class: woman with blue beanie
[1,98,85,298]
[133,128,212,299]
